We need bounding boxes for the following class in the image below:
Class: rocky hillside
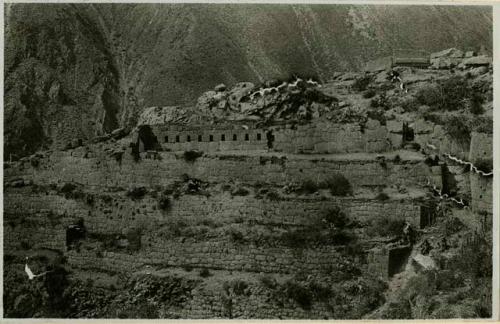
[4,4,492,159]
[3,47,493,318]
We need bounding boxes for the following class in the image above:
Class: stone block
[430,48,463,59]
[463,55,492,66]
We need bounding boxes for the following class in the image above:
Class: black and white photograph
[2,1,496,319]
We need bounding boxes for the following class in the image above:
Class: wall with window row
[158,128,268,151]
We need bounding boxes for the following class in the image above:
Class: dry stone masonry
[3,46,493,319]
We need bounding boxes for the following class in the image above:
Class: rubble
[430,47,491,70]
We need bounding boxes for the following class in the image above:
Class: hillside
[3,48,493,318]
[4,4,492,159]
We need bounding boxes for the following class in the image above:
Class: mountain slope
[4,3,492,158]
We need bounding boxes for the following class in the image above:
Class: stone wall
[5,189,422,275]
[147,120,392,154]
[65,242,343,275]
[150,123,267,152]
[470,174,492,214]
[469,132,493,214]
[469,132,492,161]
[272,120,389,154]
[5,150,435,191]
[4,191,422,233]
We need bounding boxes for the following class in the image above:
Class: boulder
[430,48,464,59]
[214,83,227,92]
[465,50,476,58]
[412,253,437,271]
[338,101,349,108]
[197,91,218,111]
[469,66,489,77]
[111,127,128,139]
[430,57,461,69]
[227,82,255,110]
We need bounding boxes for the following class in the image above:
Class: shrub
[266,191,281,201]
[399,96,419,112]
[259,275,278,289]
[20,240,32,250]
[471,116,492,134]
[330,230,355,245]
[415,76,482,113]
[370,93,390,110]
[59,182,77,195]
[363,89,376,99]
[366,109,387,125]
[469,93,484,115]
[223,279,249,296]
[30,156,40,168]
[375,192,390,201]
[199,268,211,278]
[368,215,405,238]
[200,219,218,228]
[157,195,171,210]
[231,187,250,196]
[424,155,440,166]
[308,281,332,301]
[299,179,319,194]
[422,111,444,124]
[415,84,442,108]
[226,227,246,244]
[453,234,492,279]
[281,228,310,248]
[439,76,472,111]
[474,158,492,174]
[183,150,203,162]
[322,206,349,228]
[443,116,471,146]
[126,186,147,200]
[282,280,312,309]
[352,75,373,92]
[321,174,352,196]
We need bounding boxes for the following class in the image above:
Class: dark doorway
[137,125,160,152]
[66,218,86,251]
[388,246,412,277]
[266,130,274,149]
[420,204,436,228]
[402,122,415,142]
